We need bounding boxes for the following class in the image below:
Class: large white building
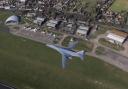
[106,30,128,45]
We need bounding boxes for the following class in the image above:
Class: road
[58,34,68,45]
[0,83,15,89]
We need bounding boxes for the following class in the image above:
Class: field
[110,0,128,12]
[0,10,13,21]
[0,27,128,89]
[62,36,94,52]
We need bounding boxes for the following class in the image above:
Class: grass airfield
[0,1,128,89]
[0,28,128,89]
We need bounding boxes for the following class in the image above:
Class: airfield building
[46,19,61,28]
[5,15,20,25]
[33,17,46,26]
[106,29,128,45]
[76,26,90,37]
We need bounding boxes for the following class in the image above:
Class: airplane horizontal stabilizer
[77,50,85,60]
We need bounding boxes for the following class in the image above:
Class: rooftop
[111,29,128,38]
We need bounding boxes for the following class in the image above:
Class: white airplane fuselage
[47,44,84,59]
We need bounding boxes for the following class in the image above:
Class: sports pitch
[0,28,128,89]
[110,0,128,11]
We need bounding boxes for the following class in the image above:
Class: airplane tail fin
[77,50,85,60]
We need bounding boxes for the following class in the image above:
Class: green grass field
[62,36,94,52]
[110,0,128,12]
[0,10,13,21]
[0,27,128,89]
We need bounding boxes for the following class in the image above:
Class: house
[19,0,27,3]
[76,25,89,37]
[67,23,73,28]
[33,17,46,26]
[106,29,128,45]
[46,19,61,28]
[26,12,36,17]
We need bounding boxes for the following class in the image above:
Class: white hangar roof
[107,33,126,44]
[106,29,128,44]
[5,15,19,24]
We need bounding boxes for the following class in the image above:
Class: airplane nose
[46,44,52,48]
[46,44,56,49]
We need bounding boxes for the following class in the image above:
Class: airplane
[46,41,86,69]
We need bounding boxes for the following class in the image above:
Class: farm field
[0,27,128,89]
[110,0,128,12]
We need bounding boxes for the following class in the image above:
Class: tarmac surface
[9,27,57,44]
[104,49,128,71]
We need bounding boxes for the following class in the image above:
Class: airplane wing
[67,41,78,49]
[61,54,71,69]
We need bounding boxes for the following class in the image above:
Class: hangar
[106,29,128,45]
[5,15,20,25]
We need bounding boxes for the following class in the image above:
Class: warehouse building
[46,19,61,28]
[106,29,128,45]
[33,17,46,26]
